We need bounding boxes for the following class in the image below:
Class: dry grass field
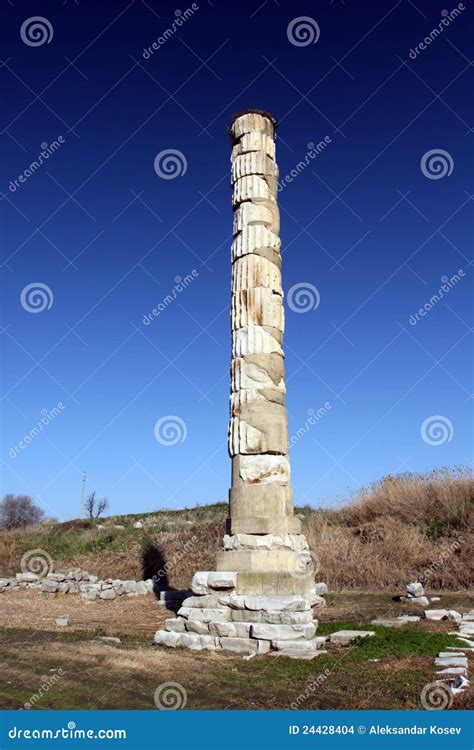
[1,590,473,710]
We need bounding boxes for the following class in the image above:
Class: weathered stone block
[207,572,237,590]
[232,326,283,358]
[232,288,284,331]
[41,580,59,593]
[232,254,282,296]
[191,571,210,595]
[185,620,211,635]
[187,608,232,623]
[231,112,275,140]
[164,618,186,632]
[231,131,275,160]
[16,573,39,583]
[232,176,274,207]
[236,454,290,485]
[219,637,259,654]
[329,630,375,645]
[251,623,315,641]
[181,594,221,609]
[100,589,116,600]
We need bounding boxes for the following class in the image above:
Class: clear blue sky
[1,0,472,521]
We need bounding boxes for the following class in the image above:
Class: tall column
[215,111,314,597]
[155,111,321,659]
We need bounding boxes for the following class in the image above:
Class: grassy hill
[1,467,472,591]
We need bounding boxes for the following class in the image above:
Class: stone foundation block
[164,618,186,632]
[251,623,316,641]
[207,572,237,590]
[187,608,232,623]
[181,594,222,609]
[185,620,211,635]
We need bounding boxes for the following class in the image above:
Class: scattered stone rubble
[0,569,154,602]
[431,610,474,699]
[398,580,429,607]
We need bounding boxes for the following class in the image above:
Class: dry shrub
[306,467,473,591]
[340,466,473,532]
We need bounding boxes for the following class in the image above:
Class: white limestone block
[188,608,232,623]
[229,419,264,455]
[231,226,280,259]
[232,288,284,331]
[271,639,318,655]
[223,533,308,552]
[238,454,290,485]
[233,202,273,234]
[231,358,286,393]
[263,610,314,625]
[251,623,316,640]
[164,618,185,632]
[191,571,210,595]
[207,571,237,589]
[184,620,211,635]
[232,254,282,295]
[231,112,274,139]
[232,326,283,357]
[231,131,275,159]
[244,595,309,612]
[424,609,449,620]
[231,152,278,183]
[180,594,221,608]
[329,630,375,645]
[232,176,275,206]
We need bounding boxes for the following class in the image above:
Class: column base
[154,570,326,659]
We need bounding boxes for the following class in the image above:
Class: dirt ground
[0,590,472,710]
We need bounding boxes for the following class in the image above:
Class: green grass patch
[318,621,461,660]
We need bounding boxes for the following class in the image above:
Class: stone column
[216,111,314,598]
[155,111,323,659]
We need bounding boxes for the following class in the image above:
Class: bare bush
[0,494,44,529]
[85,492,108,519]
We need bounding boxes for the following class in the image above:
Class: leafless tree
[0,494,45,529]
[85,491,108,519]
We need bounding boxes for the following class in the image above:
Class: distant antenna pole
[80,471,87,519]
